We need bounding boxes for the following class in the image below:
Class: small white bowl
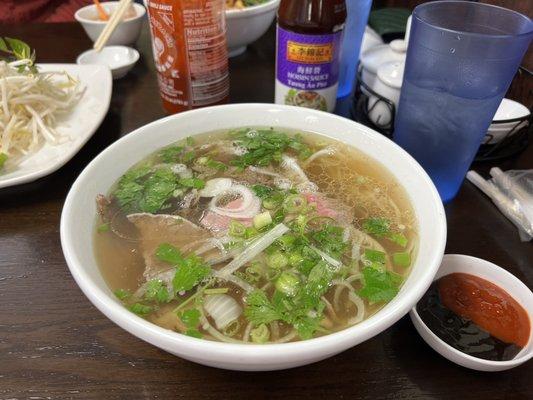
[77,46,139,79]
[410,254,533,372]
[226,0,280,57]
[75,2,146,46]
[483,98,530,144]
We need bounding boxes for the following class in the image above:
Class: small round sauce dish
[410,254,533,371]
[77,46,139,79]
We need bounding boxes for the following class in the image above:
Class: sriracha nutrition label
[146,0,229,113]
[183,0,229,107]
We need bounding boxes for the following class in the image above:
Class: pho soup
[94,128,417,343]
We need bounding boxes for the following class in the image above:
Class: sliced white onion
[199,178,233,197]
[274,177,292,190]
[203,294,242,330]
[217,223,290,278]
[209,184,261,219]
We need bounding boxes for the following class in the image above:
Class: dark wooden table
[1,22,532,400]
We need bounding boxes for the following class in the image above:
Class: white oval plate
[0,63,112,189]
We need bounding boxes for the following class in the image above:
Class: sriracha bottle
[146,0,229,114]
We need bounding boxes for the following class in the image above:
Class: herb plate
[0,63,112,189]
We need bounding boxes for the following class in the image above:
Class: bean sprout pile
[0,58,83,172]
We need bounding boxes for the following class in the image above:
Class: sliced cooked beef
[127,213,224,280]
[96,194,112,221]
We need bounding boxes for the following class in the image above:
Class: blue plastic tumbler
[393,1,532,203]
[337,0,372,98]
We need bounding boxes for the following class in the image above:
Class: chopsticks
[93,0,132,52]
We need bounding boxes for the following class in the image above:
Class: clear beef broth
[94,129,418,343]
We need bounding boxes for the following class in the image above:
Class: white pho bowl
[75,2,146,46]
[225,0,280,57]
[60,104,446,371]
[410,254,533,372]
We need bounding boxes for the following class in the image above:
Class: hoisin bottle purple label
[275,25,343,112]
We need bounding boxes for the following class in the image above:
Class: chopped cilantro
[158,145,183,163]
[129,303,153,316]
[363,218,409,248]
[178,308,202,338]
[137,168,178,213]
[389,232,408,247]
[113,165,177,213]
[0,153,8,170]
[230,129,311,169]
[144,279,171,303]
[97,223,110,233]
[172,253,211,293]
[155,243,184,265]
[114,288,131,300]
[185,136,195,146]
[182,151,196,164]
[244,262,332,339]
[206,159,227,171]
[358,267,402,303]
[179,177,205,189]
[362,217,390,237]
[364,249,386,264]
[309,224,348,258]
[179,308,200,326]
[244,290,281,325]
[252,184,273,199]
[155,244,211,293]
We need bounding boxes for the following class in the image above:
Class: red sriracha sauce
[438,273,530,348]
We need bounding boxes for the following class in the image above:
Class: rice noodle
[303,145,336,167]
[347,291,365,324]
[243,322,253,342]
[270,321,280,340]
[280,154,318,193]
[0,60,83,170]
[321,295,340,322]
[247,166,293,190]
[332,281,365,324]
[273,330,298,343]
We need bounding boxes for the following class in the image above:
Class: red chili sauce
[417,273,531,361]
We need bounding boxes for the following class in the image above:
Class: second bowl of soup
[61,104,446,370]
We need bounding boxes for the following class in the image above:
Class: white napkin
[467,168,533,241]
